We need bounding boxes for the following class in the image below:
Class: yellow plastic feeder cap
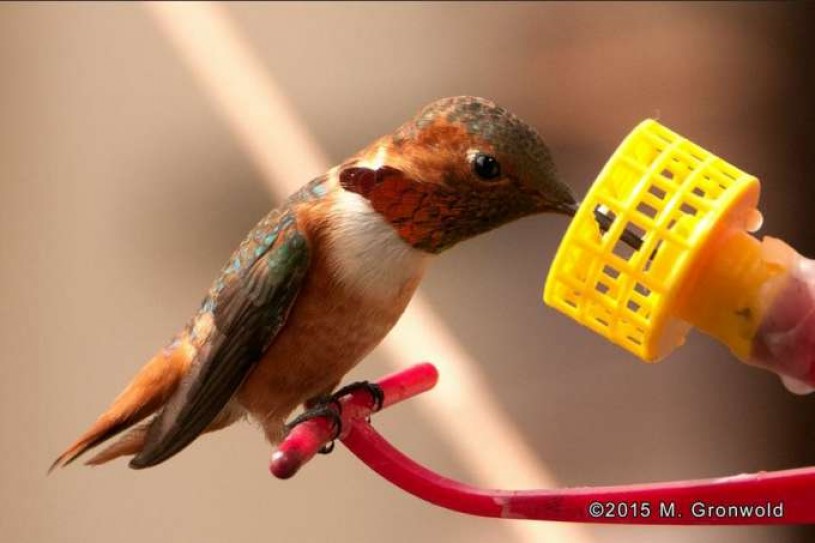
[544,120,770,362]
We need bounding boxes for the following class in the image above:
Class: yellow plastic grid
[544,120,759,361]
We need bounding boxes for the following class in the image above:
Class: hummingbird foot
[285,402,342,454]
[285,381,384,455]
[331,381,385,413]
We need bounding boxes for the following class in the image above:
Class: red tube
[271,363,815,525]
[344,423,815,524]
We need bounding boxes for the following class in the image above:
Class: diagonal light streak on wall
[145,3,593,542]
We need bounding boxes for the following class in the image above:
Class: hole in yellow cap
[680,202,698,216]
[648,184,667,200]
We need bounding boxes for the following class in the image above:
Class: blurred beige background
[2,2,814,542]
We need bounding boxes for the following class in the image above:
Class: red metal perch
[270,362,815,525]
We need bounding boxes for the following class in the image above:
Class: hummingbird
[51,96,577,470]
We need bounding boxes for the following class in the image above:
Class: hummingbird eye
[472,153,501,180]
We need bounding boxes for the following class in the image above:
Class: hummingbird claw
[331,381,385,412]
[285,402,343,454]
[284,381,383,456]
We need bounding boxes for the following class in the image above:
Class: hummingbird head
[339,96,577,254]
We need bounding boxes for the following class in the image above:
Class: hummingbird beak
[554,199,580,217]
[533,195,578,218]
[535,175,579,217]
[531,168,579,218]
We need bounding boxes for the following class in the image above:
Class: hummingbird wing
[130,208,310,468]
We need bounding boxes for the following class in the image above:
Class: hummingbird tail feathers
[85,423,151,466]
[49,343,192,472]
